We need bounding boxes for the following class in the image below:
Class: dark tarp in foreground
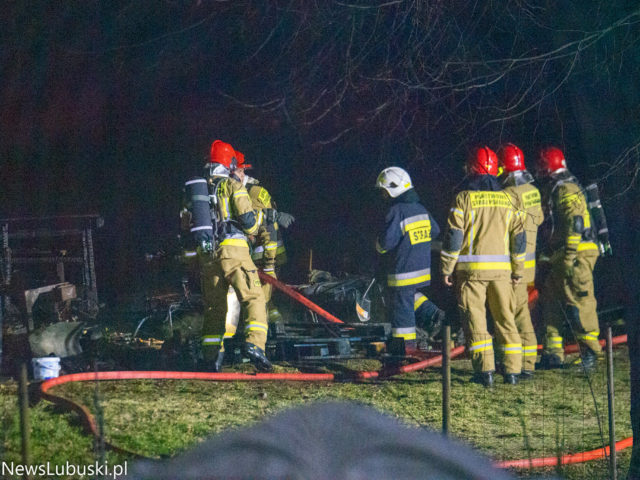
[130,401,516,480]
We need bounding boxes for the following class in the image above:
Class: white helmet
[376,167,413,198]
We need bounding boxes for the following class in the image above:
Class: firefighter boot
[245,343,273,372]
[538,353,564,370]
[504,373,520,385]
[520,370,534,380]
[429,309,445,341]
[573,347,597,372]
[471,371,495,388]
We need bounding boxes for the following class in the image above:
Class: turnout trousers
[387,286,421,349]
[541,250,601,361]
[200,246,268,361]
[514,282,538,371]
[456,279,522,374]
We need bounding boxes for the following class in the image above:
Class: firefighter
[375,167,440,353]
[497,143,544,379]
[441,146,526,387]
[197,140,272,372]
[235,151,284,330]
[536,146,602,371]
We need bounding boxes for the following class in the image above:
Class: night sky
[1,1,639,305]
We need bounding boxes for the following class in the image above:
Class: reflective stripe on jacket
[376,189,440,288]
[213,176,259,258]
[543,174,597,264]
[502,179,543,284]
[441,186,526,280]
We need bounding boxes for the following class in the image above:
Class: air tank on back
[185,177,214,247]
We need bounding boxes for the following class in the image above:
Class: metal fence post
[606,326,617,480]
[443,323,451,435]
[19,363,32,480]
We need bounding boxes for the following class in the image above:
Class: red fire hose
[258,271,344,324]
[497,436,635,469]
[38,275,633,469]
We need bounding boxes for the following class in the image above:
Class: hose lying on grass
[40,336,630,467]
[39,275,632,468]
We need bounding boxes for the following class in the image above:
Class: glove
[277,212,295,228]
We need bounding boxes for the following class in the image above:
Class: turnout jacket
[210,175,259,259]
[441,175,526,281]
[376,188,440,288]
[248,184,287,266]
[500,171,544,284]
[246,184,277,269]
[539,171,599,267]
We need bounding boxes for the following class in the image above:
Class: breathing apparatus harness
[543,171,612,257]
[185,168,247,256]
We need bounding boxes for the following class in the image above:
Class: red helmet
[467,146,498,176]
[210,140,237,170]
[497,143,525,173]
[235,150,252,170]
[538,147,567,176]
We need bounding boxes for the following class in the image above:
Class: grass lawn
[0,347,633,479]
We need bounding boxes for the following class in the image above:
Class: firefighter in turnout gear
[536,147,602,371]
[196,140,272,372]
[375,167,440,352]
[498,143,544,379]
[235,151,286,329]
[441,147,527,387]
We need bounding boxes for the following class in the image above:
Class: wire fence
[443,332,631,478]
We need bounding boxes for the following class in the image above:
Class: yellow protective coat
[441,188,526,374]
[540,178,601,360]
[503,180,544,370]
[200,176,268,359]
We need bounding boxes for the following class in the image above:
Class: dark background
[1,1,639,308]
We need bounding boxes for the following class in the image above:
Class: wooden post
[442,324,451,435]
[606,326,617,480]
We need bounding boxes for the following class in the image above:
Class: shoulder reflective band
[399,214,430,235]
[522,189,541,209]
[469,191,514,209]
[387,268,431,287]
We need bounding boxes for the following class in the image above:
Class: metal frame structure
[0,215,103,371]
